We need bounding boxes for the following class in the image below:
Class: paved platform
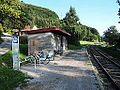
[21,48,100,90]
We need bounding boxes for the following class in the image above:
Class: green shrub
[0,44,28,68]
[19,36,28,44]
[0,30,3,44]
[0,44,31,90]
[69,44,82,50]
[0,51,13,68]
[0,67,31,90]
[0,30,2,38]
[19,44,28,56]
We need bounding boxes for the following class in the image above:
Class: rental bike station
[19,49,63,69]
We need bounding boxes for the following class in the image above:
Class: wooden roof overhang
[24,27,71,37]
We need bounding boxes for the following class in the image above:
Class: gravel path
[21,48,100,90]
[0,37,11,56]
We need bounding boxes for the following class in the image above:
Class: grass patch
[69,44,82,50]
[0,50,13,68]
[80,41,98,45]
[54,62,58,65]
[0,44,31,89]
[0,67,31,90]
[69,41,99,50]
[0,49,27,68]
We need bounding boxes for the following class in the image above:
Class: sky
[20,0,120,36]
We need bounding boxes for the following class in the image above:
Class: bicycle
[20,49,63,66]
[37,49,62,64]
[34,50,55,65]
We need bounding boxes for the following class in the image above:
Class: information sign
[12,36,19,70]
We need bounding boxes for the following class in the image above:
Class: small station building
[17,27,71,55]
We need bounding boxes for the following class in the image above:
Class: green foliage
[0,0,22,31]
[116,33,120,48]
[19,36,28,44]
[0,30,2,37]
[90,34,98,41]
[0,44,28,68]
[63,6,79,26]
[117,0,120,22]
[69,44,82,50]
[69,41,98,50]
[62,6,100,45]
[0,50,13,68]
[62,6,80,45]
[1,2,60,33]
[19,44,28,56]
[1,1,100,46]
[80,41,98,46]
[0,44,30,89]
[103,26,119,45]
[0,30,3,44]
[19,4,60,29]
[0,67,30,90]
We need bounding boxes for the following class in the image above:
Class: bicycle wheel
[39,59,45,64]
[43,58,50,65]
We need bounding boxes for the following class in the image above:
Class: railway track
[87,45,120,90]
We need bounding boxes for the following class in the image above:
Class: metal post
[34,57,36,69]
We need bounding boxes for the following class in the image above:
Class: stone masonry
[28,32,68,55]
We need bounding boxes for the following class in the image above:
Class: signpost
[12,36,20,70]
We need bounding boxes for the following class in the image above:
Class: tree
[62,6,81,45]
[116,33,120,48]
[117,0,120,22]
[63,6,79,26]
[0,0,22,31]
[103,26,119,45]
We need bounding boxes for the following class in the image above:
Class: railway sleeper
[112,75,120,79]
[110,72,120,75]
[104,85,116,90]
[102,82,112,86]
[105,66,119,69]
[103,64,116,66]
[106,69,120,72]
[113,79,120,85]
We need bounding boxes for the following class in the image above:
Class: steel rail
[89,48,120,90]
[94,48,120,68]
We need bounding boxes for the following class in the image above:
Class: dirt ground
[20,48,100,90]
[0,37,11,56]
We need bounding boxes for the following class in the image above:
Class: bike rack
[19,51,55,69]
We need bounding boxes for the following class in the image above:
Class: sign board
[30,39,38,55]
[12,36,19,70]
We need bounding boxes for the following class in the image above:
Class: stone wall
[28,32,68,55]
[28,32,53,55]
